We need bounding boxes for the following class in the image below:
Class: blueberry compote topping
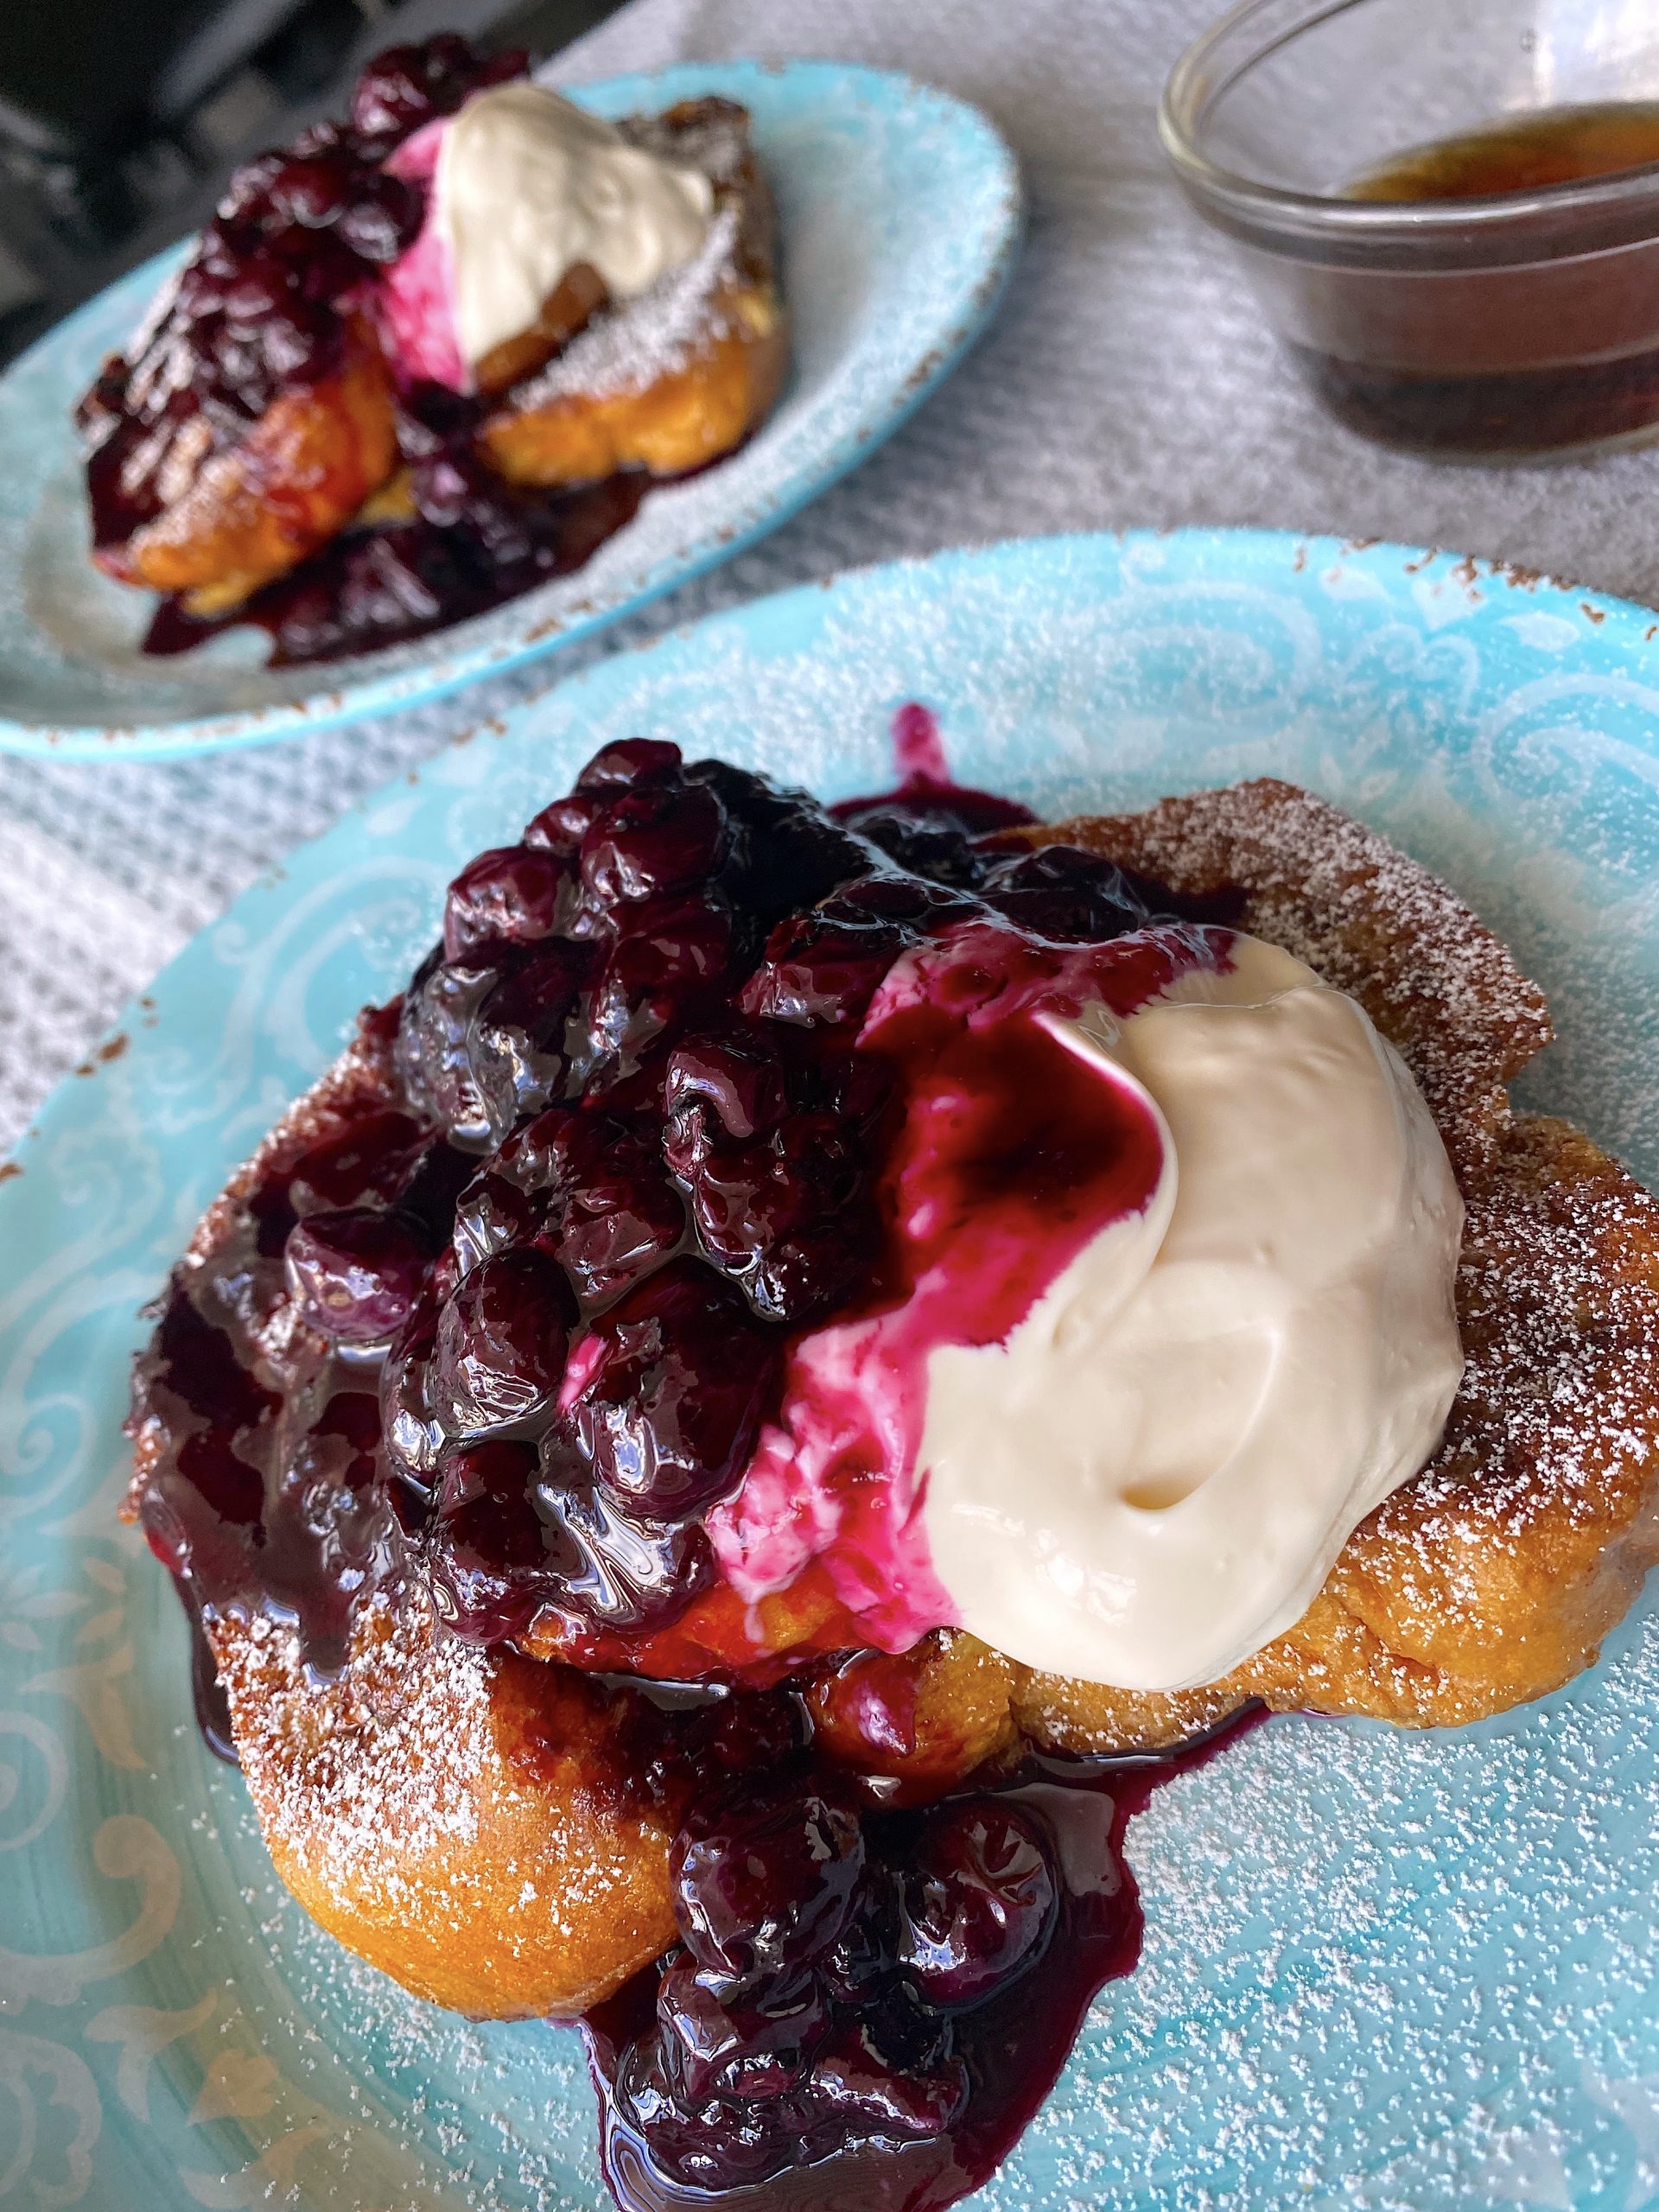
[128,737,1252,2212]
[131,740,1239,1682]
[587,1710,1263,2212]
[142,466,652,667]
[77,34,669,668]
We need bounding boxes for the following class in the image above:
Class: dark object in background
[0,0,619,369]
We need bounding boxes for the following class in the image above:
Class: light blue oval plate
[0,60,1018,763]
[5,527,1659,2211]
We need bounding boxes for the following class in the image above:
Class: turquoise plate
[0,60,1019,761]
[4,528,1659,2210]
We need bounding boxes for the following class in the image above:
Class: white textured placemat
[5,0,1658,1158]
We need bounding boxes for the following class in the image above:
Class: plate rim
[0,56,1021,761]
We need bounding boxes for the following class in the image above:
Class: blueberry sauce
[141,467,652,666]
[130,743,1241,1679]
[586,1712,1265,2212]
[126,738,1253,2212]
[79,38,518,550]
[830,703,1041,859]
[75,36,717,669]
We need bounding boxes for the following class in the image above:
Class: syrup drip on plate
[584,1710,1266,2212]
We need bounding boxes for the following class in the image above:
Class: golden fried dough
[97,316,398,614]
[480,283,787,486]
[480,97,787,489]
[212,1591,675,2017]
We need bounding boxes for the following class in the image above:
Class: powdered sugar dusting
[1047,778,1554,1160]
[512,200,742,405]
[222,1595,493,1910]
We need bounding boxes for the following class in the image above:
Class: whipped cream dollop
[919,936,1465,1689]
[710,923,1464,1694]
[382,82,712,388]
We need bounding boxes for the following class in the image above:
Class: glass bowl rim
[1160,0,1659,250]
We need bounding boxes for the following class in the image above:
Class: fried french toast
[478,99,789,491]
[124,767,1659,2024]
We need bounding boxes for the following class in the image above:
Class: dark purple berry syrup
[140,467,652,667]
[585,1715,1264,2212]
[127,734,1252,2209]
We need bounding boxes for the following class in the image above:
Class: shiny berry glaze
[585,1712,1264,2212]
[831,702,1040,844]
[141,467,653,666]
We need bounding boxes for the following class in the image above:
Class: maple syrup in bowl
[1161,0,1659,459]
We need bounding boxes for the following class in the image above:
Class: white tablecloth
[6,0,1657,1156]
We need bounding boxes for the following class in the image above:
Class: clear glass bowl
[1160,0,1659,460]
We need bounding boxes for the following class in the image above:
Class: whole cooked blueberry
[423,1439,547,1641]
[832,801,986,887]
[671,1782,867,1997]
[581,783,727,904]
[453,1167,542,1274]
[350,34,474,142]
[523,792,602,859]
[284,1205,429,1343]
[265,151,354,229]
[217,154,285,223]
[686,761,872,923]
[396,952,497,1151]
[567,1262,777,1520]
[260,298,337,381]
[431,1247,574,1437]
[575,737,683,794]
[489,1104,608,1198]
[467,944,593,1140]
[613,2030,791,2192]
[443,844,571,960]
[976,845,1153,943]
[285,1109,425,1214]
[657,1958,829,2103]
[607,893,734,990]
[586,898,734,1072]
[221,255,293,327]
[687,1111,856,1269]
[554,1143,684,1305]
[895,1802,1057,2008]
[665,1029,787,1143]
[532,1446,716,1630]
[799,2022,967,2140]
[337,172,423,264]
[738,906,914,1028]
